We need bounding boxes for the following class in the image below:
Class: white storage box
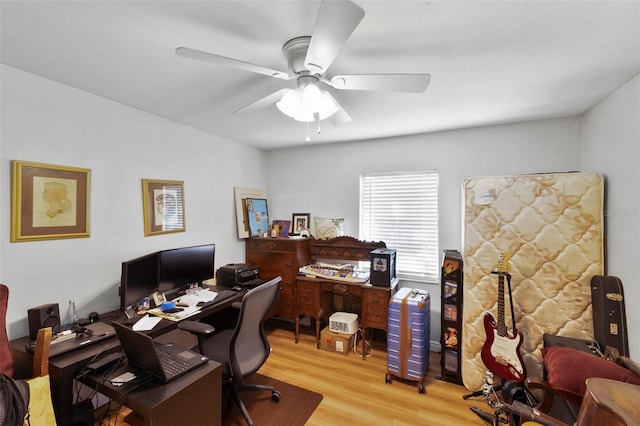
[329,312,359,334]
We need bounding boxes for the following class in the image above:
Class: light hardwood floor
[100,323,489,425]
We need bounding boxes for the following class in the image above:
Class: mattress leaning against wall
[461,172,604,390]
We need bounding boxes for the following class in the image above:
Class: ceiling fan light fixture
[276,89,300,118]
[276,85,338,123]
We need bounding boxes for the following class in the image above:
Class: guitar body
[481,312,526,383]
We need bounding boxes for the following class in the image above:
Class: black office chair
[178,277,282,426]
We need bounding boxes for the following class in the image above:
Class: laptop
[112,321,209,383]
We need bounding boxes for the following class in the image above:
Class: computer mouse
[232,286,242,291]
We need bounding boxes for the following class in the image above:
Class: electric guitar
[480,253,526,383]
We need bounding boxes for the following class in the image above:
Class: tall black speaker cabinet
[439,249,463,384]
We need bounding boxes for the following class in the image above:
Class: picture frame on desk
[290,213,310,235]
[271,219,291,237]
[244,198,269,237]
[11,160,91,242]
[142,179,185,236]
[234,186,263,239]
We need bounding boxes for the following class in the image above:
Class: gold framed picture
[142,179,186,236]
[11,160,91,242]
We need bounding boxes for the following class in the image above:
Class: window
[359,171,439,283]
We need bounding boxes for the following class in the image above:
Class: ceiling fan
[176,0,430,126]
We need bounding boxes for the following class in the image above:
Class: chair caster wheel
[385,373,392,384]
[271,390,281,403]
[417,382,425,393]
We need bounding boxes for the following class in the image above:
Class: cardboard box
[320,326,355,355]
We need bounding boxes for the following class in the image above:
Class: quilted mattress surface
[461,172,604,390]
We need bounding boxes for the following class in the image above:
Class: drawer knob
[372,297,379,303]
[373,312,379,318]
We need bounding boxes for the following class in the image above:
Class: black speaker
[27,303,61,339]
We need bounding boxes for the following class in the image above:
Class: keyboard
[157,348,192,377]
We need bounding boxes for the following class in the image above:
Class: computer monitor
[120,252,159,311]
[158,244,215,295]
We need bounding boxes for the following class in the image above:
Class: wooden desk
[80,361,222,426]
[296,275,398,357]
[294,237,398,358]
[10,286,243,426]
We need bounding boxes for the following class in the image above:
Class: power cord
[352,327,373,358]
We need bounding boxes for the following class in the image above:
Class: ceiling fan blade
[176,47,292,80]
[325,92,352,125]
[329,74,431,93]
[234,88,290,114]
[304,0,365,74]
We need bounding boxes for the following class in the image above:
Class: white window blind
[359,171,439,283]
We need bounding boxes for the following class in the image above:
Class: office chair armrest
[178,320,215,337]
[231,301,242,310]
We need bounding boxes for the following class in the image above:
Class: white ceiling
[2,1,639,150]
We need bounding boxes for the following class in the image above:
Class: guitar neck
[496,273,507,337]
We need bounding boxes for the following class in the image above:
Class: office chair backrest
[229,277,281,379]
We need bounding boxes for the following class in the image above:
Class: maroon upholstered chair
[1,284,15,377]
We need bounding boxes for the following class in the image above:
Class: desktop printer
[216,263,263,288]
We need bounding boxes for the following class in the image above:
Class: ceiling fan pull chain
[305,122,311,142]
[315,113,321,135]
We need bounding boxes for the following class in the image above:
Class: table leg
[50,367,74,426]
[362,327,367,360]
[315,317,321,349]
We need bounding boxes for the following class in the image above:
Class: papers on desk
[132,314,162,331]
[147,306,200,322]
[299,262,370,283]
[146,288,218,322]
[175,288,217,307]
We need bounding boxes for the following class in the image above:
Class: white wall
[582,73,640,358]
[265,118,584,345]
[1,65,265,339]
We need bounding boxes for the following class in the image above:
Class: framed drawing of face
[11,160,91,242]
[142,179,186,236]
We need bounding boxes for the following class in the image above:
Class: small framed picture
[271,220,291,237]
[291,213,310,235]
[142,179,186,236]
[152,292,166,307]
[244,198,269,237]
[11,160,91,242]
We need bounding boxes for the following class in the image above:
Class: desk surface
[82,360,222,426]
[10,286,243,426]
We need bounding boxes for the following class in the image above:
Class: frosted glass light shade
[276,86,339,122]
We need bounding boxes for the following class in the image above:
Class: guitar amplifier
[216,263,261,288]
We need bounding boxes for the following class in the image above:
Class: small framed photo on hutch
[291,213,310,235]
[11,160,91,242]
[244,198,269,237]
[142,179,186,236]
